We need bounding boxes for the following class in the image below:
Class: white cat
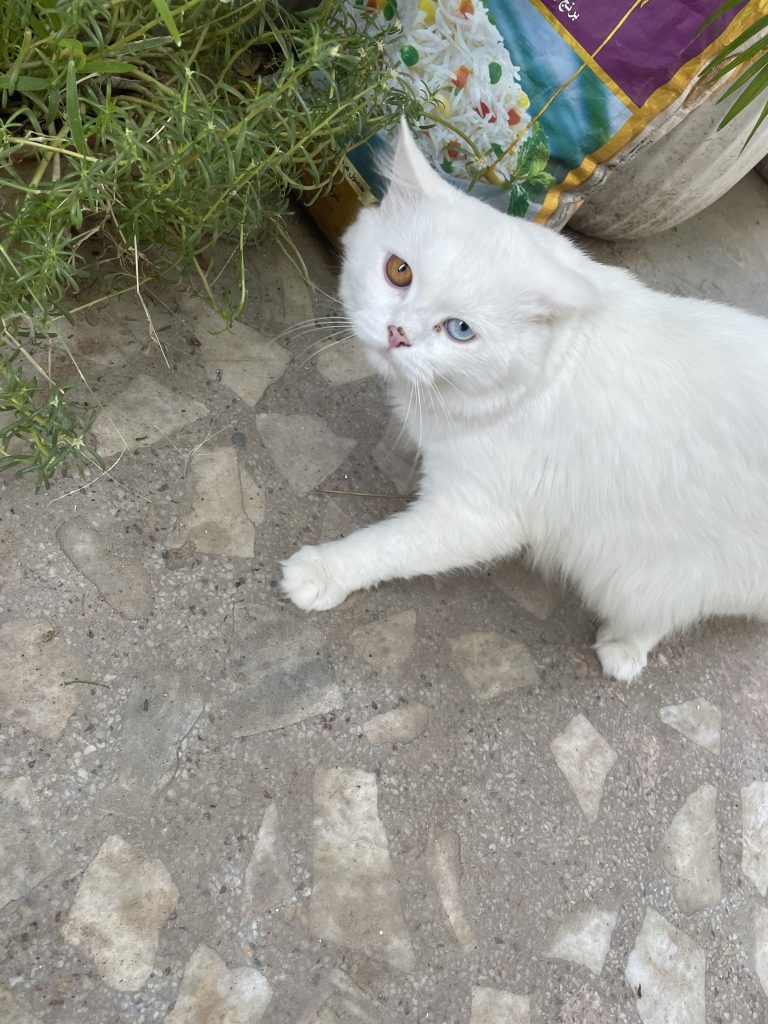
[282,120,768,682]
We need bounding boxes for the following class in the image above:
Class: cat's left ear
[516,230,601,320]
[534,263,599,319]
[383,117,453,201]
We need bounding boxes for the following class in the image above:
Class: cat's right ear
[381,118,452,203]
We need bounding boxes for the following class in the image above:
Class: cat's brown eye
[385,254,413,288]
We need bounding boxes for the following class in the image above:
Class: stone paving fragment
[58,518,154,620]
[629,728,661,817]
[742,781,768,896]
[487,560,561,620]
[371,416,418,496]
[256,413,356,495]
[0,523,23,584]
[470,986,530,1024]
[227,630,341,737]
[755,904,768,997]
[559,990,611,1024]
[450,631,540,701]
[244,803,293,912]
[659,699,721,754]
[551,714,618,823]
[425,829,476,952]
[310,768,415,972]
[63,834,179,991]
[660,784,721,913]
[0,620,87,739]
[164,944,271,1024]
[0,986,41,1024]
[318,497,358,543]
[251,241,314,329]
[93,373,209,457]
[350,610,416,672]
[547,906,618,976]
[167,447,264,557]
[185,303,291,406]
[294,970,389,1024]
[68,296,143,367]
[625,908,705,1024]
[0,778,60,910]
[316,339,375,385]
[363,704,430,746]
[104,673,204,808]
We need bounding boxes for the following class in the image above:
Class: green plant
[701,0,768,148]
[0,0,423,488]
[0,342,96,484]
[504,122,555,217]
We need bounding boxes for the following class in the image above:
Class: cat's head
[339,119,598,411]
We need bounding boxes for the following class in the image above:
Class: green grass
[0,0,423,488]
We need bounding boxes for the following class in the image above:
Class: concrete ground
[2,171,768,1024]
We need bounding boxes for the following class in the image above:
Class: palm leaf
[742,96,768,146]
[701,0,751,32]
[717,62,768,150]
[718,49,768,102]
[700,14,768,76]
[702,28,768,82]
[698,5,768,150]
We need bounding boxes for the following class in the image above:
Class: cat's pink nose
[387,325,411,349]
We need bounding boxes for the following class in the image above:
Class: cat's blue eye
[443,318,476,342]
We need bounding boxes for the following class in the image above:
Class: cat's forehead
[384,196,500,257]
[374,197,513,304]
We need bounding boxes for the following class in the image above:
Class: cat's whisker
[270,319,333,342]
[281,315,350,331]
[272,317,353,343]
[294,328,356,358]
[434,371,471,402]
[288,329,350,352]
[297,334,356,369]
[415,382,424,454]
[387,382,415,460]
[310,283,344,307]
[302,317,353,327]
[424,378,438,420]
[290,321,354,346]
[286,320,354,342]
[427,376,456,433]
[402,382,423,478]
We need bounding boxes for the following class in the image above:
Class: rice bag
[306,0,766,244]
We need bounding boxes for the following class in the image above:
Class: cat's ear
[383,117,451,201]
[534,263,599,319]
[515,230,601,320]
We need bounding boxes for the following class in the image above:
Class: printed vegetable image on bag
[306,0,767,244]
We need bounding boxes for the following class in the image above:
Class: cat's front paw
[281,545,350,611]
[594,637,648,683]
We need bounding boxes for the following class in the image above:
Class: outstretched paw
[281,545,350,611]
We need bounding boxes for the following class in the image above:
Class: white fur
[282,121,768,682]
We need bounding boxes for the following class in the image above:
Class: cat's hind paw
[594,634,648,683]
[281,545,350,611]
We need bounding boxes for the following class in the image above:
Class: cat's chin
[362,346,390,376]
[360,342,406,379]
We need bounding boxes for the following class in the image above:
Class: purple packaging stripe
[541,0,750,106]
